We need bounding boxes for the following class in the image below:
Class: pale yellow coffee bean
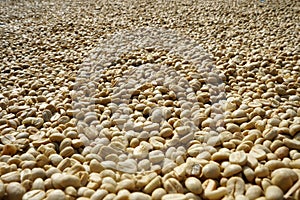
[265,160,285,171]
[247,153,258,169]
[65,186,77,197]
[60,146,74,157]
[234,195,249,200]
[223,164,242,177]
[117,159,138,173]
[51,173,81,188]
[90,159,104,173]
[245,185,262,200]
[290,159,300,168]
[163,178,183,193]
[174,163,187,180]
[202,163,220,179]
[211,151,230,162]
[162,159,177,174]
[129,192,151,200]
[255,165,270,178]
[232,109,247,118]
[204,186,227,200]
[262,127,278,140]
[1,171,20,183]
[114,189,130,200]
[102,193,116,200]
[160,127,173,137]
[185,177,203,194]
[274,146,290,159]
[261,178,272,192]
[32,178,45,190]
[249,147,267,161]
[23,190,46,200]
[116,179,135,191]
[57,158,71,172]
[6,182,26,200]
[90,189,108,200]
[226,177,245,197]
[161,194,187,200]
[229,151,247,166]
[152,188,167,200]
[175,126,190,136]
[271,168,298,192]
[283,138,300,150]
[149,150,165,164]
[46,189,66,200]
[289,124,300,136]
[265,185,284,200]
[143,176,161,194]
[226,123,241,133]
[102,177,117,186]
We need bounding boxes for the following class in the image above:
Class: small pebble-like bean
[1,171,20,183]
[265,185,284,200]
[6,182,26,200]
[226,177,245,197]
[255,165,270,178]
[245,185,262,200]
[162,194,187,200]
[46,189,66,200]
[129,192,151,200]
[202,163,220,179]
[90,189,108,200]
[223,164,242,177]
[116,179,135,191]
[163,178,183,193]
[229,151,247,166]
[249,147,267,161]
[152,188,167,200]
[185,177,203,194]
[32,178,45,190]
[271,168,298,192]
[143,176,161,194]
[23,190,46,200]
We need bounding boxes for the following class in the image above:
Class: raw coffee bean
[185,177,203,194]
[129,192,151,200]
[229,151,247,166]
[152,188,167,200]
[90,189,108,200]
[1,171,21,183]
[202,163,220,179]
[23,190,46,200]
[22,117,44,128]
[116,179,135,191]
[265,185,284,200]
[203,179,227,200]
[161,194,187,200]
[255,165,270,178]
[143,176,161,194]
[46,189,66,200]
[6,182,26,200]
[271,168,298,192]
[226,177,245,198]
[223,164,242,177]
[274,146,289,159]
[245,185,262,200]
[163,178,184,193]
[51,173,81,188]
